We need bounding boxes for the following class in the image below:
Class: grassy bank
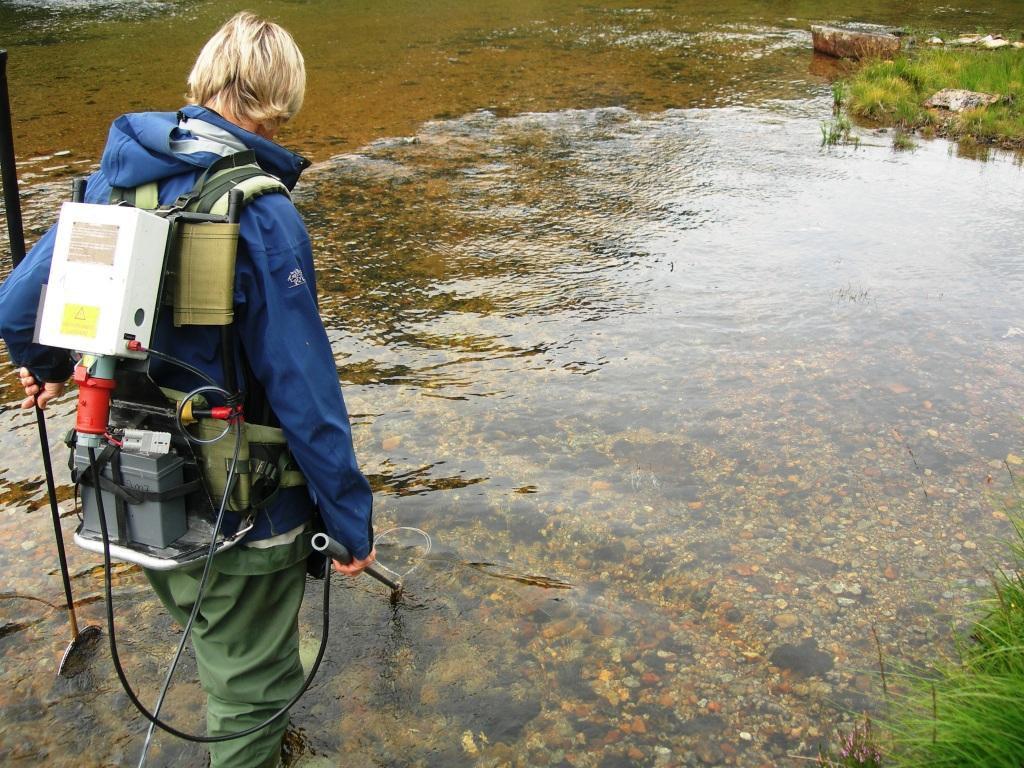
[834,45,1024,150]
[881,515,1024,768]
[819,508,1024,767]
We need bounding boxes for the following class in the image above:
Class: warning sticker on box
[61,304,100,338]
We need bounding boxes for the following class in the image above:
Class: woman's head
[186,11,305,136]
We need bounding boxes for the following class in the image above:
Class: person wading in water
[0,12,376,767]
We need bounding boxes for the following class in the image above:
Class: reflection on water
[0,0,172,44]
[2,1,1023,167]
[2,1,1024,767]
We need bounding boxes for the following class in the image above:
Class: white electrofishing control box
[38,202,170,358]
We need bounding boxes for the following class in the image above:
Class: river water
[1,2,1023,767]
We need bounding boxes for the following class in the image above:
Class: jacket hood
[99,105,310,190]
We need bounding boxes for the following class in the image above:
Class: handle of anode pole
[310,532,401,593]
[0,50,26,267]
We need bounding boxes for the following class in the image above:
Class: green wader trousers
[145,531,311,768]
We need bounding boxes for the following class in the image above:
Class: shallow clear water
[1,1,1024,767]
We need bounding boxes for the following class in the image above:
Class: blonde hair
[187,11,305,131]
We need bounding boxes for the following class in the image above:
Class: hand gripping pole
[311,532,401,593]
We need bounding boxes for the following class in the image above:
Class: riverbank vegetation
[820,499,1024,766]
[834,44,1024,151]
[880,516,1024,766]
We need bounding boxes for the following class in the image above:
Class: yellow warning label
[60,304,100,338]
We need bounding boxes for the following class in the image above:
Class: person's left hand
[18,367,65,410]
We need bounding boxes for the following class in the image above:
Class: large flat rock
[811,24,900,60]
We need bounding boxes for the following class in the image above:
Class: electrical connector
[122,429,172,455]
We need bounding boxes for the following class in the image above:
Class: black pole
[37,408,81,635]
[0,49,99,674]
[0,50,25,267]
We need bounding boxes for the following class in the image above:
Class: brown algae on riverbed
[2,1,1024,767]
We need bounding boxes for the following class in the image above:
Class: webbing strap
[73,451,203,505]
[109,181,159,209]
[173,150,288,213]
[195,168,283,214]
[135,182,159,210]
[112,150,289,215]
[174,149,260,209]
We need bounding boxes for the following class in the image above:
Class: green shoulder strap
[110,150,289,212]
[175,150,290,214]
[109,181,159,210]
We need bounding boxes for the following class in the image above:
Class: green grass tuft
[892,130,917,151]
[882,512,1024,767]
[821,114,859,147]
[840,47,1024,149]
[819,490,1024,767]
[883,670,1024,767]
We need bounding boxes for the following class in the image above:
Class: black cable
[143,347,218,388]
[89,438,334,746]
[174,386,232,445]
[137,416,242,766]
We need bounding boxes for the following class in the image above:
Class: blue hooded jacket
[0,105,374,558]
